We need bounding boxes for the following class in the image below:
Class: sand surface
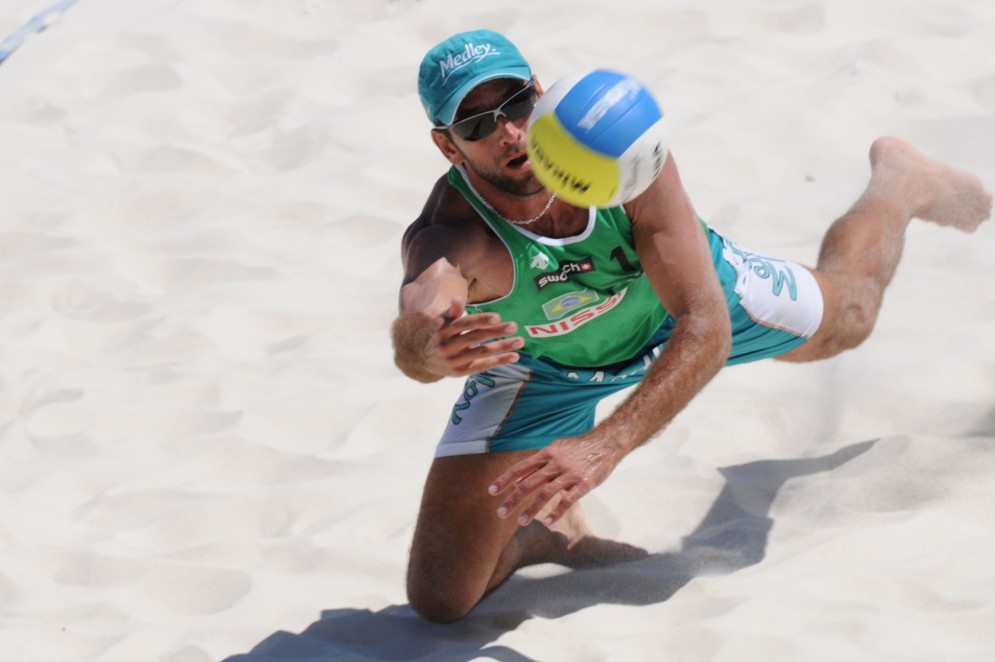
[1,1,993,660]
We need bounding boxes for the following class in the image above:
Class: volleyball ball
[527,69,669,208]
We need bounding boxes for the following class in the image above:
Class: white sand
[1,0,993,660]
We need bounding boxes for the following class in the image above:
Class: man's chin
[470,162,545,198]
[505,173,546,198]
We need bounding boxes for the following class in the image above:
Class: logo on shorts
[722,239,798,300]
[534,257,595,290]
[451,371,497,425]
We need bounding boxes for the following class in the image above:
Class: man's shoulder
[404,174,487,249]
[400,173,495,279]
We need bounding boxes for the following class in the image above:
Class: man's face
[440,78,545,198]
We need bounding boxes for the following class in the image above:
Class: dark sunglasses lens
[450,82,536,142]
[452,115,496,141]
[503,91,536,122]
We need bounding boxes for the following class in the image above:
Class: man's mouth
[507,154,529,168]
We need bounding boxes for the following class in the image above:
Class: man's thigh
[776,268,879,361]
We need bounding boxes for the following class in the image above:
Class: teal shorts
[434,229,824,456]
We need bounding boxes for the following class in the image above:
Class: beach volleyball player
[392,29,992,623]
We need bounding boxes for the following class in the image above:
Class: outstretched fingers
[458,347,522,376]
[440,318,517,352]
[536,485,585,526]
[436,312,524,376]
[489,451,545,504]
[490,438,623,527]
[489,450,578,526]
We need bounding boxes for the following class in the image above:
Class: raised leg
[781,137,992,362]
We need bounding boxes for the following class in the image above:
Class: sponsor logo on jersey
[534,257,595,291]
[530,252,550,270]
[541,288,599,320]
[527,288,627,337]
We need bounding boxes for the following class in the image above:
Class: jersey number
[610,246,639,273]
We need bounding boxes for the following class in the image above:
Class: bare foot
[869,136,993,232]
[541,502,648,569]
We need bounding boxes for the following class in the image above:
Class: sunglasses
[444,80,538,142]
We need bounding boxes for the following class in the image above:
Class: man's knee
[780,296,880,362]
[406,572,479,623]
[406,532,490,623]
[826,292,881,352]
[790,272,881,360]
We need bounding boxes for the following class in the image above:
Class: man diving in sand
[391,29,993,622]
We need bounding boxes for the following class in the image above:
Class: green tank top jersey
[449,166,670,368]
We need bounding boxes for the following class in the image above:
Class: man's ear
[431,128,464,165]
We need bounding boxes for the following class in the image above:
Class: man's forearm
[594,311,731,454]
[391,312,443,383]
[486,310,733,529]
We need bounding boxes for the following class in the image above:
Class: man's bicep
[638,220,723,319]
[629,158,724,318]
[399,226,472,317]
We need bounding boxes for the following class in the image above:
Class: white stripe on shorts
[720,236,824,338]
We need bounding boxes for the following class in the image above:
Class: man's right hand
[393,299,524,382]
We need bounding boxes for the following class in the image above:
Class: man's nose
[496,112,527,144]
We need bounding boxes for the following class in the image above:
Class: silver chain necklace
[456,165,557,226]
[478,191,557,226]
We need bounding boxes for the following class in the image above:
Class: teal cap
[418,30,532,126]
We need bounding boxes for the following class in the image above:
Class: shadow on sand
[224,440,876,662]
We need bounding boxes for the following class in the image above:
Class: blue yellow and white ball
[527,69,669,208]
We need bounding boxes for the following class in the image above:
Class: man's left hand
[488,436,623,526]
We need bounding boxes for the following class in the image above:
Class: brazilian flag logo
[541,289,599,320]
